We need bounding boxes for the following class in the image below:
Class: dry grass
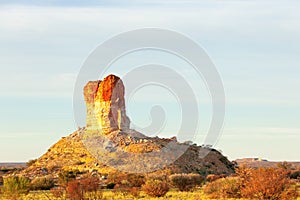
[0,189,299,200]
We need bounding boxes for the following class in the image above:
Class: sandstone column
[84,75,130,134]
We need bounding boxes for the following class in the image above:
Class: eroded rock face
[84,75,130,134]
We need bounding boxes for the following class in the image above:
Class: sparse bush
[204,166,298,200]
[82,177,102,199]
[169,173,203,191]
[142,178,169,197]
[240,167,297,200]
[66,180,84,200]
[80,176,99,192]
[65,177,101,200]
[203,176,241,199]
[30,176,54,190]
[2,176,30,199]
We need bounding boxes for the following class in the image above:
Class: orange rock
[84,74,130,134]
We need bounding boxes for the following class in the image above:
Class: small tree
[142,178,169,197]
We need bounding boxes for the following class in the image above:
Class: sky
[0,0,299,162]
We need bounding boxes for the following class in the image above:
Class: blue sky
[0,0,299,162]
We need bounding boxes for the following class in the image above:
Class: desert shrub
[65,177,101,200]
[50,187,65,198]
[0,176,3,185]
[169,173,203,191]
[240,167,297,200]
[203,176,241,199]
[66,180,84,200]
[80,176,99,192]
[2,176,30,199]
[141,178,169,197]
[30,176,54,190]
[127,174,145,187]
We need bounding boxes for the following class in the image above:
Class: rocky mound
[19,74,234,179]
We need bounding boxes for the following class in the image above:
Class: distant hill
[0,163,26,169]
[235,158,300,168]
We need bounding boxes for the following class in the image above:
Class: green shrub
[141,178,169,197]
[30,176,55,190]
[2,176,30,199]
[169,173,203,191]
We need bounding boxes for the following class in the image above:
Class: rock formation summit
[84,75,130,134]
